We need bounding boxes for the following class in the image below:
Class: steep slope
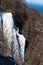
[0,0,43,65]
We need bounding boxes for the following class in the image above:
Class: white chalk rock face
[2,13,25,62]
[17,32,25,62]
[2,13,13,46]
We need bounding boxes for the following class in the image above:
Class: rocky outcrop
[0,0,43,65]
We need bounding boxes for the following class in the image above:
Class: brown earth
[0,0,43,65]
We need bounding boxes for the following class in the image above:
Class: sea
[25,2,43,15]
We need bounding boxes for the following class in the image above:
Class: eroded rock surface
[0,0,43,65]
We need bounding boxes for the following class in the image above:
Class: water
[0,12,25,62]
[25,2,43,14]
[0,55,18,65]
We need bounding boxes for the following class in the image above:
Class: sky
[25,0,43,5]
